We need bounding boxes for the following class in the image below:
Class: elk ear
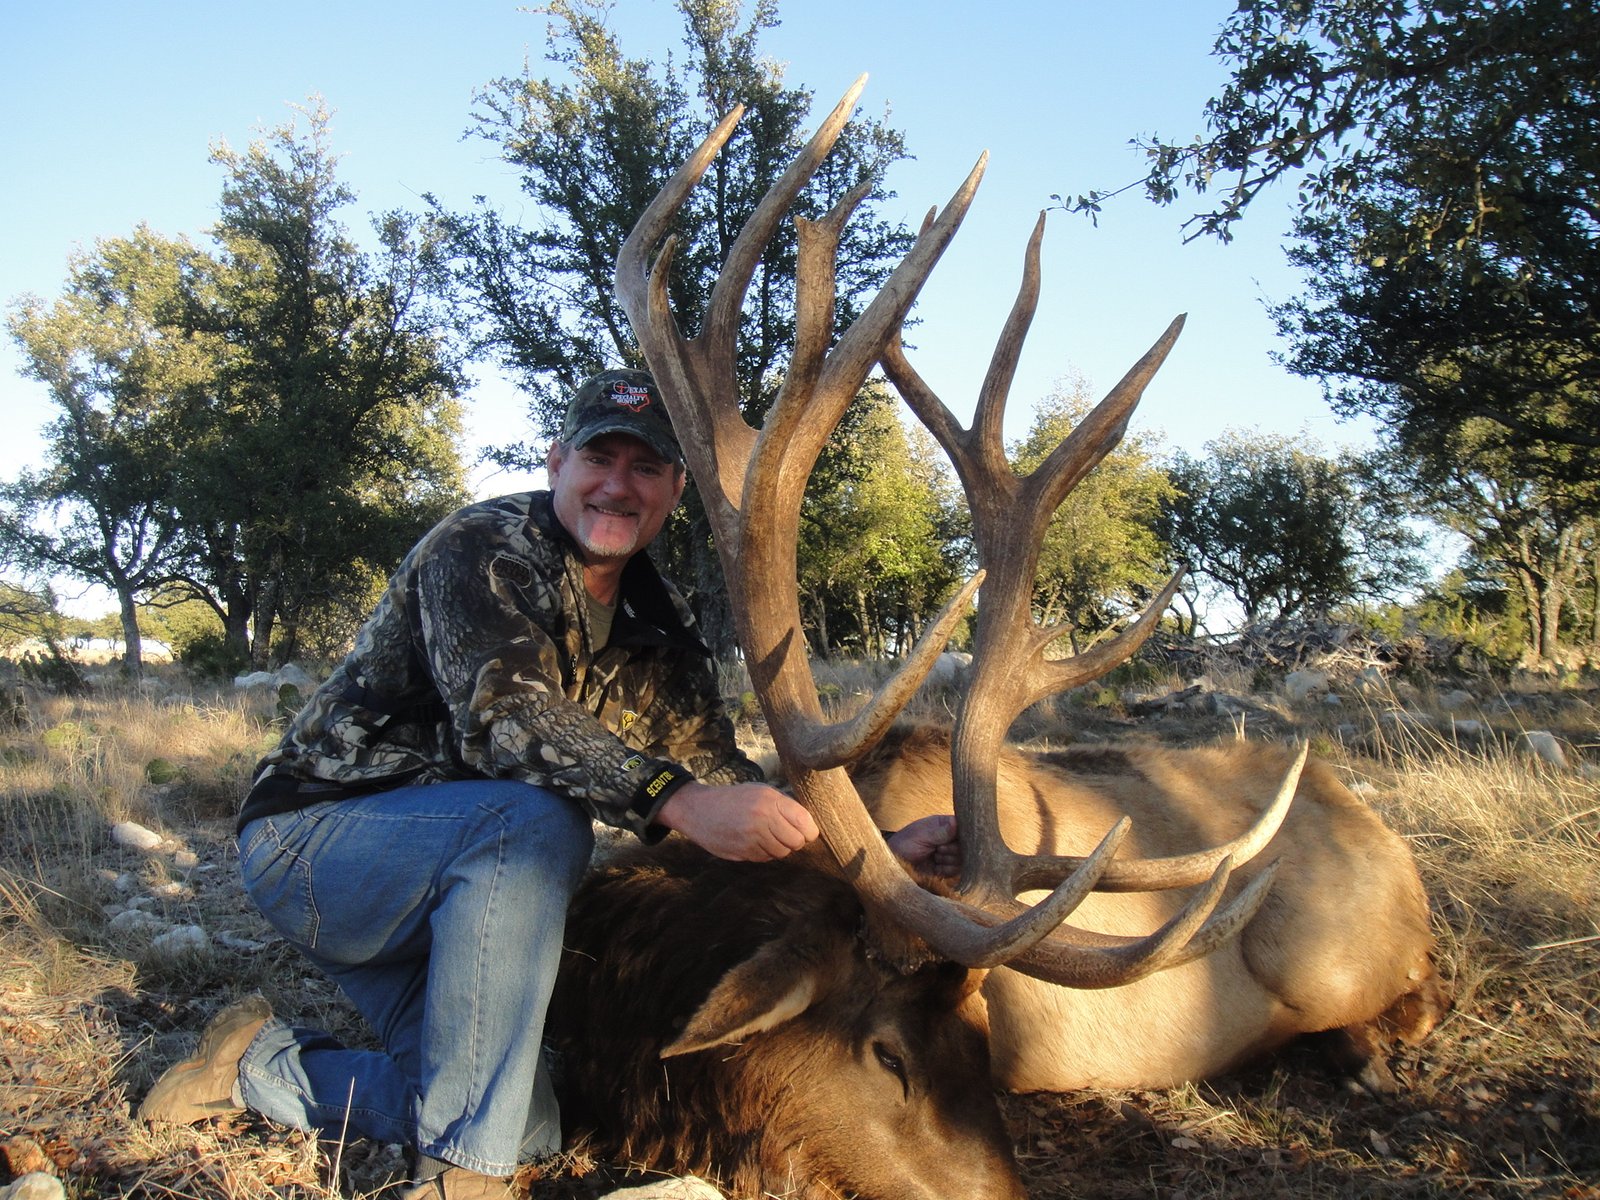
[661,937,829,1058]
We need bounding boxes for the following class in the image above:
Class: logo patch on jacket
[489,553,533,589]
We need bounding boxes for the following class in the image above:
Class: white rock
[1450,719,1485,738]
[1355,666,1389,692]
[111,821,165,851]
[172,849,200,869]
[235,664,317,692]
[925,652,971,689]
[108,909,167,934]
[275,662,317,691]
[1519,730,1568,769]
[1437,689,1476,711]
[215,930,270,952]
[151,924,211,957]
[1323,692,1344,707]
[1283,669,1329,703]
[596,1177,725,1200]
[0,1173,67,1200]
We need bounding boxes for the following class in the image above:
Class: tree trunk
[854,589,873,658]
[1589,551,1599,654]
[275,608,302,667]
[807,589,832,660]
[116,587,144,680]
[1538,579,1564,665]
[1513,567,1548,665]
[250,576,279,671]
[691,533,735,658]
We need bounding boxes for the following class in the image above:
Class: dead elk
[596,73,1312,1199]
[546,840,1024,1200]
[855,727,1451,1094]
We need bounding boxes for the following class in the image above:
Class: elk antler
[616,77,1290,987]
[880,214,1301,916]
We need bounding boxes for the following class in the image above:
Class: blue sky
[2,0,1372,513]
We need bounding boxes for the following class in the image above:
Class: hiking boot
[138,994,272,1124]
[400,1166,519,1200]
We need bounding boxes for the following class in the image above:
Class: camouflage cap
[561,369,682,466]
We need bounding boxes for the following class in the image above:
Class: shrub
[179,631,251,681]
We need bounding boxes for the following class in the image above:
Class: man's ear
[671,464,687,506]
[547,439,566,482]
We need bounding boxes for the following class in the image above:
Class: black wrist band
[630,763,695,821]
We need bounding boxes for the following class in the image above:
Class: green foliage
[1074,1,1598,491]
[18,642,88,694]
[275,683,303,726]
[1009,376,1175,650]
[3,226,209,675]
[0,582,61,651]
[1368,426,1596,665]
[796,384,966,657]
[1077,1,1600,251]
[39,720,88,752]
[137,594,223,657]
[176,101,468,667]
[438,0,912,441]
[143,758,184,785]
[1162,431,1426,630]
[1409,567,1545,668]
[178,631,251,681]
[1273,171,1600,492]
[6,102,468,676]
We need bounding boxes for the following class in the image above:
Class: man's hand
[655,781,820,862]
[887,814,961,878]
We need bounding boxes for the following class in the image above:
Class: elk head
[614,76,1301,985]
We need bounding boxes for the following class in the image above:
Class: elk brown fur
[545,838,1026,1200]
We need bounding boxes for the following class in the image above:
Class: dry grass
[1,666,1596,1200]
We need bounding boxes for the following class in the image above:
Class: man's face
[547,432,686,564]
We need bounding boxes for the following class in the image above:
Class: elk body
[545,839,1024,1200]
[855,727,1449,1094]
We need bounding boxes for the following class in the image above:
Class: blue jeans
[235,779,594,1176]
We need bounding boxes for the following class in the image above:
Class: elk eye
[872,1041,908,1094]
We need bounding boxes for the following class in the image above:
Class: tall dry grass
[1,667,1596,1199]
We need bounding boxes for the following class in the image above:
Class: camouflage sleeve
[641,649,765,788]
[411,524,680,838]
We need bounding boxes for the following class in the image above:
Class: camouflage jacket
[239,491,761,839]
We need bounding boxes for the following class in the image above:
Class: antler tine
[971,211,1046,479]
[704,75,870,362]
[790,571,986,771]
[1002,857,1285,988]
[1021,566,1189,710]
[1025,314,1186,522]
[1012,744,1306,893]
